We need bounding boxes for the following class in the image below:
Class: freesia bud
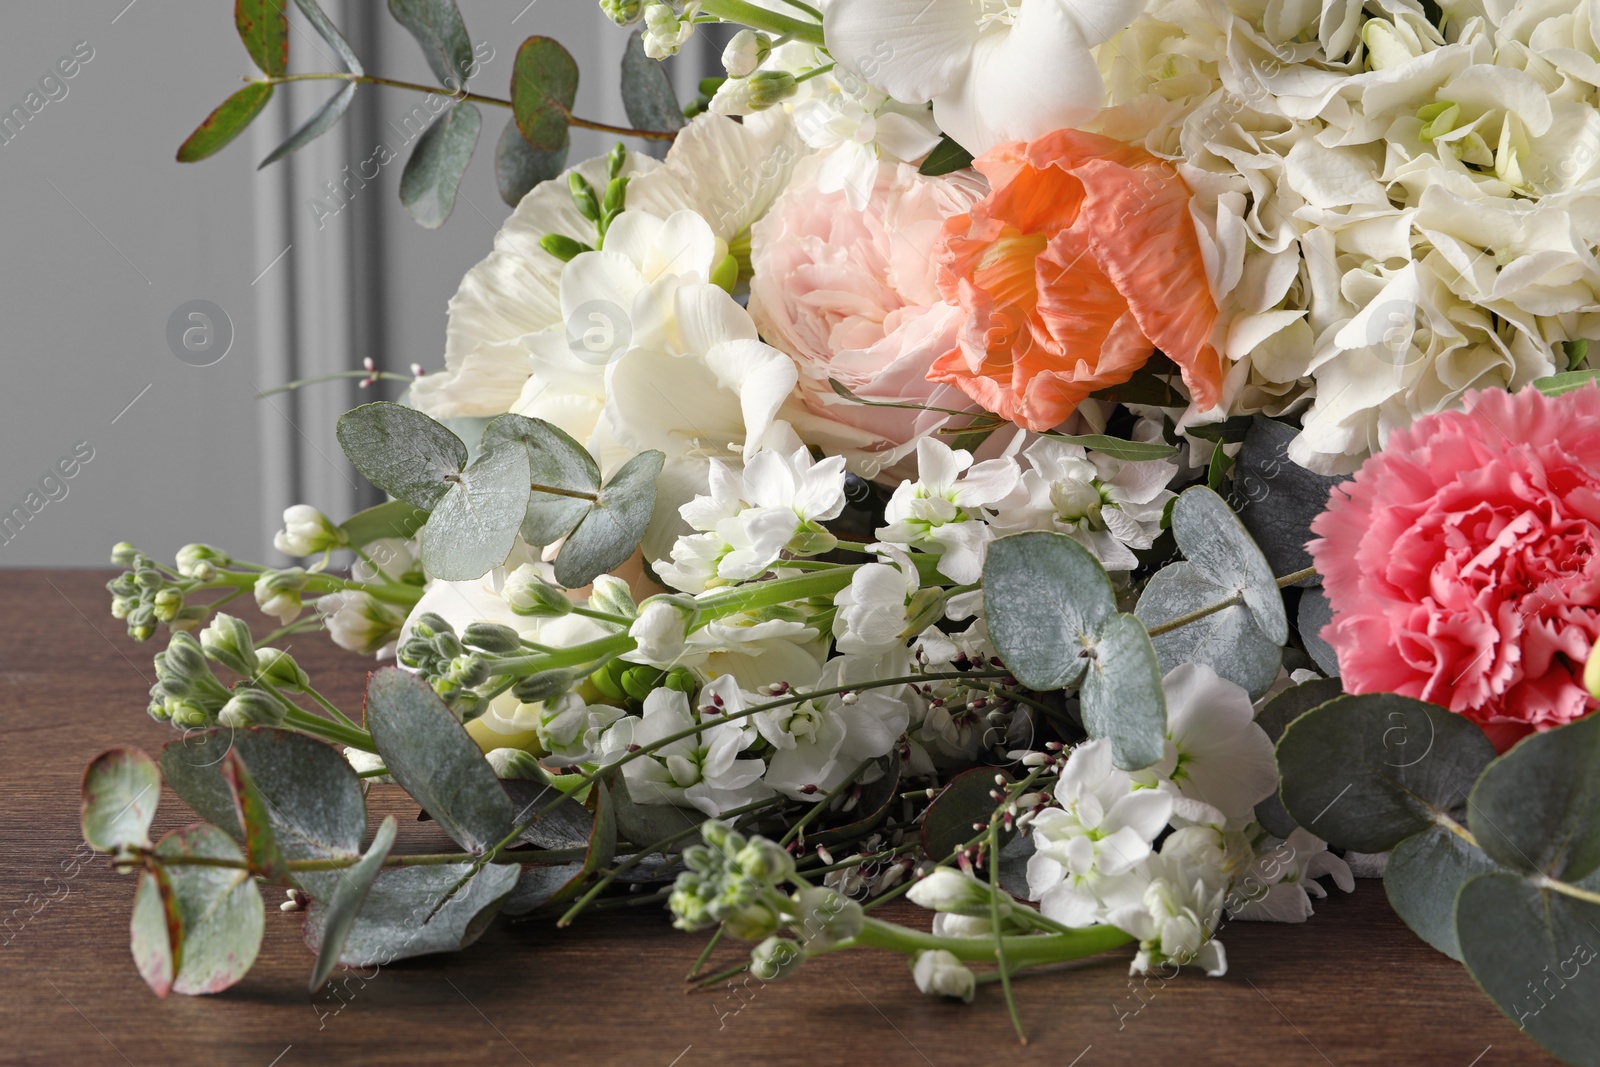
[588,574,637,620]
[200,613,259,676]
[503,564,572,618]
[273,505,346,557]
[744,70,797,110]
[256,647,309,689]
[218,686,286,728]
[485,747,545,781]
[721,29,770,79]
[906,867,1014,917]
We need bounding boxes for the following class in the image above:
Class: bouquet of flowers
[79,0,1600,1060]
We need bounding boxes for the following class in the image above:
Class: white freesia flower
[824,0,1148,155]
[878,438,1019,584]
[911,949,976,1002]
[317,591,407,657]
[629,597,697,667]
[1229,828,1355,923]
[991,439,1175,571]
[273,504,344,557]
[531,692,628,767]
[1027,738,1175,926]
[598,686,772,815]
[1133,664,1279,825]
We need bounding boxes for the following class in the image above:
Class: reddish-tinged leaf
[177,83,274,163]
[129,865,182,998]
[154,824,265,996]
[235,0,289,76]
[82,747,160,854]
[222,748,295,885]
[511,36,577,152]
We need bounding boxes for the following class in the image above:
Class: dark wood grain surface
[0,570,1558,1066]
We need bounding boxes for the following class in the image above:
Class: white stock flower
[991,439,1175,571]
[1133,664,1279,825]
[273,504,345,557]
[598,686,772,815]
[824,0,1148,156]
[832,547,927,655]
[1229,828,1355,923]
[1105,837,1229,977]
[911,949,977,1002]
[531,692,628,767]
[629,598,696,667]
[878,437,1019,584]
[642,1,699,59]
[1027,739,1175,926]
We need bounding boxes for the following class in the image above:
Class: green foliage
[1171,486,1287,644]
[220,749,294,884]
[81,747,160,854]
[303,861,519,966]
[512,36,579,153]
[293,0,362,74]
[138,824,266,997]
[1250,677,1342,837]
[259,81,358,168]
[481,413,599,548]
[309,815,396,992]
[919,134,973,176]
[1038,432,1177,462]
[1533,369,1600,396]
[235,0,289,77]
[985,532,1167,769]
[1137,562,1282,698]
[365,668,515,853]
[400,100,482,228]
[495,117,568,207]
[338,498,428,548]
[922,767,1008,861]
[553,449,664,588]
[176,83,274,163]
[387,0,474,88]
[620,31,685,135]
[1467,712,1600,881]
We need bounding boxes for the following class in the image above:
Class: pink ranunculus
[1309,385,1600,750]
[748,149,986,478]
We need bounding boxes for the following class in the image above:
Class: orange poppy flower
[928,128,1224,431]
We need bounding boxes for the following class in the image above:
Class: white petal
[824,0,984,103]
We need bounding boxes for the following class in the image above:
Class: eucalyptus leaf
[983,531,1115,692]
[338,499,429,548]
[554,450,665,588]
[503,777,596,850]
[502,862,585,916]
[1171,486,1288,644]
[918,134,973,176]
[1136,562,1282,699]
[176,83,274,163]
[1467,712,1600,882]
[621,31,686,134]
[130,865,181,997]
[303,861,519,966]
[387,0,474,88]
[365,669,514,853]
[156,824,265,995]
[481,413,599,548]
[221,749,294,884]
[1251,677,1342,837]
[1297,587,1340,677]
[160,728,367,899]
[495,116,567,206]
[511,36,579,152]
[292,0,362,74]
[922,767,1009,861]
[601,769,699,849]
[420,427,531,580]
[259,81,357,168]
[309,815,396,992]
[1456,873,1600,1066]
[400,100,481,229]
[82,746,161,853]
[1079,613,1168,771]
[236,0,289,76]
[1383,823,1496,961]
[336,402,468,510]
[1275,694,1498,853]
[1234,417,1346,583]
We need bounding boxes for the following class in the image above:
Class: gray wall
[0,1,710,567]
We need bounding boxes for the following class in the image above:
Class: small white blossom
[317,591,407,657]
[877,438,1019,584]
[642,1,699,59]
[273,504,346,558]
[598,687,771,816]
[1105,836,1230,978]
[911,949,976,1002]
[628,598,696,667]
[1229,828,1355,924]
[832,547,935,656]
[532,692,627,767]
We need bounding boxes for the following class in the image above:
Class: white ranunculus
[824,0,1149,155]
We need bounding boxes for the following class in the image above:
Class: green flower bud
[904,588,948,637]
[669,880,717,931]
[539,234,594,262]
[663,666,697,694]
[218,686,286,728]
[589,660,627,702]
[588,574,637,620]
[110,596,134,620]
[128,619,157,642]
[411,613,454,640]
[164,632,210,685]
[169,699,213,729]
[701,820,741,854]
[254,568,310,624]
[435,630,464,660]
[735,838,794,883]
[600,0,644,26]
[169,606,209,632]
[750,936,805,981]
[503,564,572,618]
[512,666,588,705]
[786,524,838,557]
[450,653,491,689]
[398,637,437,669]
[485,748,546,780]
[463,622,523,654]
[721,29,771,79]
[621,664,666,702]
[152,588,184,621]
[602,174,628,216]
[568,173,602,223]
[200,613,259,676]
[175,543,230,578]
[607,140,628,180]
[710,252,739,294]
[256,647,309,689]
[111,542,140,568]
[136,567,164,590]
[107,572,139,598]
[722,901,781,942]
[790,886,863,950]
[745,70,797,110]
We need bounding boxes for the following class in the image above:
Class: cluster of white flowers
[1093,0,1600,472]
[1022,664,1352,975]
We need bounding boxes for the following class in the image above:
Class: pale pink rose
[749,149,985,478]
[1308,386,1600,751]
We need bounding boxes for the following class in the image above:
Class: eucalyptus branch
[1144,564,1319,638]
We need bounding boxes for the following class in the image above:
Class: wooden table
[1,570,1558,1066]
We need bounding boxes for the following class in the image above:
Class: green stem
[687,925,729,981]
[303,685,362,732]
[848,916,1131,967]
[259,73,679,140]
[989,820,1027,1043]
[780,760,871,847]
[281,705,375,753]
[699,0,827,44]
[694,566,859,622]
[147,847,583,872]
[257,369,413,398]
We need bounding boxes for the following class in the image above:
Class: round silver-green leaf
[1172,486,1288,644]
[983,531,1116,692]
[1136,562,1281,698]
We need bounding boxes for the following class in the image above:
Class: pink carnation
[749,152,984,477]
[1309,386,1600,750]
